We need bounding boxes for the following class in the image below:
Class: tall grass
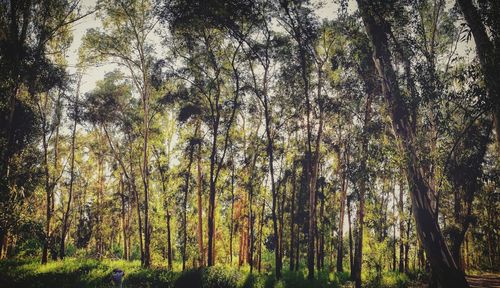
[0,257,415,287]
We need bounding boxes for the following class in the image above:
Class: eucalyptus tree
[277,0,327,279]
[0,0,89,263]
[161,0,255,266]
[355,0,472,286]
[60,71,83,259]
[82,71,138,258]
[82,0,160,266]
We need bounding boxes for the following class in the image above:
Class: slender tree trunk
[182,139,196,271]
[131,155,144,265]
[317,187,325,270]
[166,209,173,269]
[120,176,128,260]
[230,157,235,264]
[60,79,79,259]
[337,141,348,272]
[258,200,265,273]
[197,139,204,267]
[399,178,405,272]
[249,181,254,273]
[41,128,50,264]
[261,91,282,278]
[353,91,372,288]
[207,120,219,267]
[347,198,354,274]
[289,162,297,271]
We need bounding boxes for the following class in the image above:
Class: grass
[0,257,416,287]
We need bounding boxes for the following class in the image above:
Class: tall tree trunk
[258,200,265,273]
[337,141,349,272]
[229,156,235,264]
[399,177,405,272]
[289,162,297,271]
[154,147,172,269]
[348,197,354,275]
[356,1,469,286]
[353,90,372,288]
[60,78,80,259]
[405,208,411,273]
[182,139,196,271]
[130,153,144,265]
[41,127,50,264]
[119,176,128,260]
[197,139,204,267]
[166,209,173,269]
[207,119,219,267]
[317,185,325,270]
[457,0,500,154]
[141,71,151,267]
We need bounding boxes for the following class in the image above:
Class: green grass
[0,257,417,287]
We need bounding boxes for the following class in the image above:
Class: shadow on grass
[0,258,358,288]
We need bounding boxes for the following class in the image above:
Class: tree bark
[258,200,265,273]
[347,197,354,274]
[337,140,349,272]
[353,85,373,288]
[289,161,297,271]
[182,135,196,271]
[399,177,405,272]
[60,77,80,259]
[197,137,204,267]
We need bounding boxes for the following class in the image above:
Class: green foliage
[0,257,423,287]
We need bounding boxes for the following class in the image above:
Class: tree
[355,0,469,286]
[82,0,158,267]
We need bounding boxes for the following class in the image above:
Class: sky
[66,0,348,95]
[66,0,472,96]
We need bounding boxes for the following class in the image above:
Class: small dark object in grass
[112,268,125,287]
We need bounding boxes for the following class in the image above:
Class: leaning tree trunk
[356,1,469,286]
[457,0,500,155]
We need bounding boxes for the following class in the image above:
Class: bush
[202,266,239,288]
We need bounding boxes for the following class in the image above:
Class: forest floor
[466,274,500,288]
[0,257,496,287]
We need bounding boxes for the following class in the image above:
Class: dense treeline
[0,0,498,287]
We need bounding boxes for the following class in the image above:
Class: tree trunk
[131,155,144,265]
[258,200,265,273]
[166,209,173,269]
[120,176,128,260]
[289,162,297,271]
[197,139,204,267]
[457,0,500,154]
[317,186,325,270]
[230,157,235,264]
[41,128,50,264]
[337,141,348,272]
[348,197,354,275]
[399,177,405,272]
[60,79,80,259]
[207,118,219,267]
[353,89,372,288]
[182,139,196,271]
